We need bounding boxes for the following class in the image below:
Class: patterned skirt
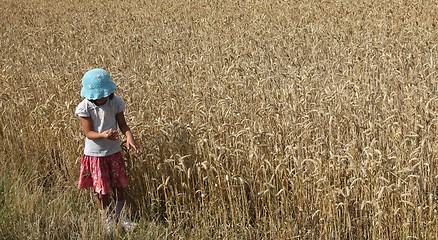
[78,152,128,195]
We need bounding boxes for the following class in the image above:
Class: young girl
[75,68,139,232]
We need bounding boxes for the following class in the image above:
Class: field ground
[0,0,437,239]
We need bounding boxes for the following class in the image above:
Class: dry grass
[0,0,437,239]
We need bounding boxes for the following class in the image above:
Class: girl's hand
[126,137,140,153]
[102,129,119,141]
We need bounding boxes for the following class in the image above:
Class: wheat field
[0,0,437,239]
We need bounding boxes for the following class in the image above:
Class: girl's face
[94,96,108,105]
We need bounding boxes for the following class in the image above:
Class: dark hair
[90,93,114,104]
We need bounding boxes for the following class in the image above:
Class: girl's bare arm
[116,112,139,152]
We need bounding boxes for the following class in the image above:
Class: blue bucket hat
[80,68,117,100]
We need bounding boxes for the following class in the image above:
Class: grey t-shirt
[75,96,125,157]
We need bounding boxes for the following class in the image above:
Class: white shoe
[104,217,115,234]
[121,218,137,232]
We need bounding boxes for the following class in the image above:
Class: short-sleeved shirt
[75,96,125,157]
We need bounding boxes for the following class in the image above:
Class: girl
[75,68,139,232]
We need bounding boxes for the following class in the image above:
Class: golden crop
[0,0,436,239]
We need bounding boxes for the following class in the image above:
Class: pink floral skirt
[78,152,128,195]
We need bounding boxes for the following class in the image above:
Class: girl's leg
[96,193,112,221]
[96,193,112,209]
[113,188,125,222]
[112,188,136,231]
[96,193,115,233]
